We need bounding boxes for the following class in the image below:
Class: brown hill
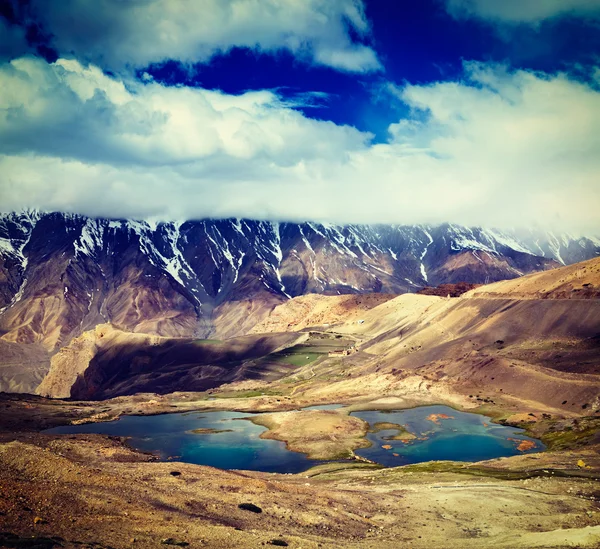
[2,212,583,361]
[465,256,600,299]
[0,340,50,394]
[37,324,306,399]
[248,293,396,334]
[276,259,600,414]
[417,282,480,297]
[211,294,286,339]
[17,258,600,410]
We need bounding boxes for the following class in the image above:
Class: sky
[1,0,600,233]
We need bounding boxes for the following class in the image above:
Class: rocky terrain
[3,257,594,410]
[3,210,599,394]
[0,238,599,548]
[468,256,600,299]
[417,282,480,297]
[35,326,311,400]
[248,293,396,334]
[0,388,599,549]
[3,210,598,359]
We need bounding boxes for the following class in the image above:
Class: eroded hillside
[3,211,592,359]
[248,293,396,334]
[27,258,600,413]
[220,258,600,415]
[36,325,319,400]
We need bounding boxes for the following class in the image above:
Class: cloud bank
[0,56,599,233]
[9,0,381,73]
[444,0,600,23]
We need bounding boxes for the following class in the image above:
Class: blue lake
[46,411,319,474]
[45,405,544,473]
[352,405,544,466]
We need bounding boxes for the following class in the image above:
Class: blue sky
[141,0,600,141]
[1,0,599,231]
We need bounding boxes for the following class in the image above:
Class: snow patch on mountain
[269,222,291,299]
[73,218,104,258]
[420,228,434,283]
[0,211,40,311]
[547,233,565,265]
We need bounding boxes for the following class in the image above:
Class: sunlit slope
[289,259,600,413]
[248,293,397,334]
[466,256,600,299]
[0,340,50,394]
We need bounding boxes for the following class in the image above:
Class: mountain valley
[1,215,599,549]
[1,210,599,394]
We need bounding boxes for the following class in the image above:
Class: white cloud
[22,0,381,73]
[0,57,599,234]
[0,56,368,167]
[444,0,600,23]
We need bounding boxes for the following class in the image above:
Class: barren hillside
[37,325,307,399]
[466,256,600,299]
[240,259,600,414]
[249,293,397,334]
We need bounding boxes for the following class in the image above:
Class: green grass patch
[305,462,383,477]
[390,461,464,474]
[273,352,322,367]
[214,389,284,399]
[188,428,234,435]
[192,339,223,346]
[540,419,600,451]
[252,345,327,368]
[368,422,416,441]
[364,462,600,482]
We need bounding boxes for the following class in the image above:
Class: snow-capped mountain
[0,211,598,350]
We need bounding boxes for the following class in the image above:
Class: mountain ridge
[0,210,598,355]
[33,257,600,404]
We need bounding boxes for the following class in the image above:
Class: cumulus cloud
[0,57,599,233]
[12,0,381,73]
[0,57,368,167]
[444,0,600,23]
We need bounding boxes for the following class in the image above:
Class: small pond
[45,405,543,473]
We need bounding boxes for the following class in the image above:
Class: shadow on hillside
[70,333,301,400]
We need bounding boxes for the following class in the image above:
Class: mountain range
[1,210,599,355]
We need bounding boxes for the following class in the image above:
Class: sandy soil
[0,339,50,394]
[249,293,396,334]
[0,402,598,549]
[1,260,600,548]
[466,256,600,299]
[250,410,371,459]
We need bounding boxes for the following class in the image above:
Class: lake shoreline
[43,404,545,472]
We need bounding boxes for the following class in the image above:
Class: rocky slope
[228,258,600,415]
[466,256,600,299]
[249,293,395,334]
[37,325,307,399]
[1,419,598,549]
[2,210,597,353]
[29,258,600,409]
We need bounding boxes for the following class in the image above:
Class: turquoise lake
[45,405,543,473]
[352,405,544,466]
[46,411,317,473]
